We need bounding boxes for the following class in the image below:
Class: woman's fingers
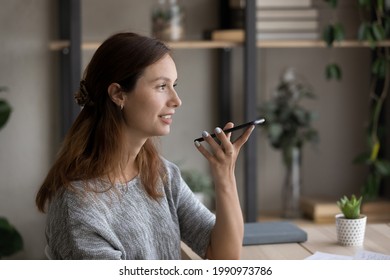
[214,127,234,157]
[194,139,213,161]
[223,122,234,140]
[194,122,255,161]
[233,125,255,149]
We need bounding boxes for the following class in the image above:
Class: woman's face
[122,54,182,139]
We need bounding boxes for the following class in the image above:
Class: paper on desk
[354,250,390,260]
[305,251,353,260]
[305,250,390,260]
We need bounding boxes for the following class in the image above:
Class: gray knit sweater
[45,159,216,260]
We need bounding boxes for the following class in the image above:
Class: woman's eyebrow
[151,76,177,83]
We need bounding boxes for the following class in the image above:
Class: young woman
[36,32,255,260]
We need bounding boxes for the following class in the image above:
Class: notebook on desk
[243,221,307,246]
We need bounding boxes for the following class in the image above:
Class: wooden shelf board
[50,39,390,51]
[257,40,390,48]
[167,40,240,49]
[49,40,70,50]
[49,40,240,51]
[211,29,390,48]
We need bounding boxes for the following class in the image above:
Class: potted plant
[0,87,23,258]
[335,194,366,246]
[259,68,319,218]
[181,169,214,209]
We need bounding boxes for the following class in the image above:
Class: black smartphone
[194,118,265,142]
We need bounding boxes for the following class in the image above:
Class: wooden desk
[181,223,390,259]
[241,223,390,259]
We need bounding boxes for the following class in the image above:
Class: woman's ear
[107,83,125,108]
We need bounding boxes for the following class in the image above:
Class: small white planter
[335,214,367,246]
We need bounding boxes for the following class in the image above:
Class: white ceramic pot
[335,213,367,246]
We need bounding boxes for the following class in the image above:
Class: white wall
[0,0,373,259]
[0,0,58,259]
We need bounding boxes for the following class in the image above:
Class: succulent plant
[337,194,363,219]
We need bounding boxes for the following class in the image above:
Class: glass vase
[151,0,185,41]
[282,146,302,219]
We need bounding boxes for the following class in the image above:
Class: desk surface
[181,223,390,260]
[241,223,390,260]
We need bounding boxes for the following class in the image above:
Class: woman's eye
[158,84,167,90]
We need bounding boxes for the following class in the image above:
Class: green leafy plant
[323,1,390,200]
[0,86,12,129]
[0,217,23,258]
[0,87,22,258]
[259,68,319,166]
[323,1,345,81]
[181,169,213,197]
[337,194,363,219]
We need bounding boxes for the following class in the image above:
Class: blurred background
[1,0,389,259]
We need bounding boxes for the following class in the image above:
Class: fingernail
[202,131,209,138]
[215,127,222,134]
[194,141,201,147]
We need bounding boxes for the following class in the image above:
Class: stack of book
[227,0,320,41]
[300,196,390,223]
[300,196,339,223]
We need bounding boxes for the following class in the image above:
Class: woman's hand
[194,122,254,184]
[194,122,255,259]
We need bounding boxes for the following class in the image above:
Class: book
[300,196,390,223]
[362,199,390,213]
[257,32,319,40]
[229,2,319,30]
[257,9,319,20]
[362,199,390,222]
[257,0,312,8]
[300,196,339,223]
[243,221,307,245]
[211,29,319,42]
[256,20,319,31]
[230,0,312,9]
[211,29,244,42]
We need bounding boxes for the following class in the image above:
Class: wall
[0,0,58,259]
[0,0,374,259]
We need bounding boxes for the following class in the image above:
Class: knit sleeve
[46,189,124,260]
[164,161,216,259]
[177,177,216,258]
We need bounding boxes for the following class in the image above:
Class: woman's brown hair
[36,32,170,212]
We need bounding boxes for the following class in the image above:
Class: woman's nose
[169,89,182,108]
